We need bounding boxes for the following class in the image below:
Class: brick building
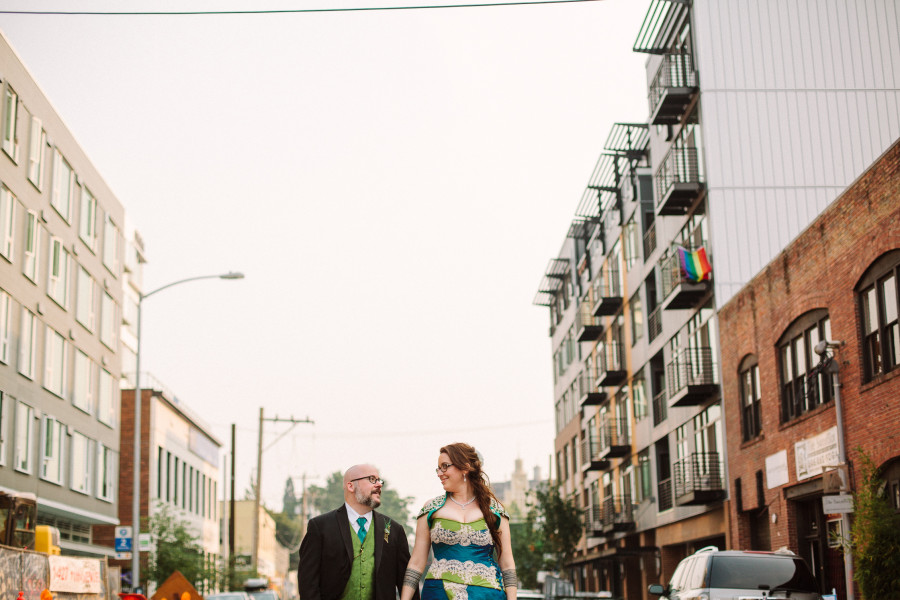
[719,139,900,599]
[95,385,222,593]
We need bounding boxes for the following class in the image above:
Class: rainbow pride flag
[677,246,712,283]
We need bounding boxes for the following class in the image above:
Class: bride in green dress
[400,443,518,600]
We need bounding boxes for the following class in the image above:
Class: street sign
[138,533,153,552]
[115,526,133,552]
[115,552,133,560]
[822,494,854,514]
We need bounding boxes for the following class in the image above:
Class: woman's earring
[463,474,467,482]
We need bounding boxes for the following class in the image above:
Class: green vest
[339,520,375,600]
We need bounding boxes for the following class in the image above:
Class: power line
[0,0,601,16]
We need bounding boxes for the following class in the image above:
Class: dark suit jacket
[298,505,417,600]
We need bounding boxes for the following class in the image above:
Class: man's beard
[356,488,381,509]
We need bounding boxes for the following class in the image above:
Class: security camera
[814,340,843,356]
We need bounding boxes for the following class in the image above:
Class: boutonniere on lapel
[384,519,391,543]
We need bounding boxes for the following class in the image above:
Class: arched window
[776,310,832,422]
[739,354,762,441]
[856,250,900,381]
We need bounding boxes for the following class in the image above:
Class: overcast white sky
[0,0,649,518]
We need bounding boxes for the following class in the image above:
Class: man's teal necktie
[356,517,367,543]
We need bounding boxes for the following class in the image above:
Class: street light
[131,271,244,591]
[814,339,853,600]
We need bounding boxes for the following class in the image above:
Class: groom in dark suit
[298,464,416,600]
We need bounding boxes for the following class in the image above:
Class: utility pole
[229,423,236,588]
[251,408,314,573]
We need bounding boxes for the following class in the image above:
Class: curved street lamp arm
[142,272,244,301]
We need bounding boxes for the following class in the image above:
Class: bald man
[298,465,416,600]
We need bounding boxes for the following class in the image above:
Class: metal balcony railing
[648,305,662,342]
[597,341,626,385]
[581,437,599,467]
[602,495,634,530]
[576,299,603,342]
[648,53,698,122]
[660,252,683,300]
[592,267,623,316]
[577,368,607,406]
[583,505,604,534]
[599,417,630,452]
[673,452,725,499]
[652,389,667,426]
[655,146,704,210]
[643,220,657,258]
[666,347,718,399]
[658,477,673,511]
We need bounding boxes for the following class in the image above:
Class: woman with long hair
[400,443,517,600]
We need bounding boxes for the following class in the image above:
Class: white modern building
[0,29,125,556]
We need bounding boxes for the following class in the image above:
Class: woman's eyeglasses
[435,462,455,475]
[351,476,384,486]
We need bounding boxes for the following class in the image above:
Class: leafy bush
[851,451,900,599]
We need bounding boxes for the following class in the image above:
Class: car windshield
[708,556,819,592]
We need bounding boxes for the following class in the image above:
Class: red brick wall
[94,389,154,576]
[719,139,900,551]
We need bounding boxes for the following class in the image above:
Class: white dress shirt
[345,502,373,536]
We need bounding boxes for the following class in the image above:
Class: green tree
[269,507,303,572]
[283,478,299,517]
[304,471,414,528]
[145,502,222,590]
[532,483,583,571]
[851,451,900,599]
[510,491,552,590]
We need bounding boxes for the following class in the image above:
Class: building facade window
[632,372,648,420]
[0,185,15,261]
[630,292,644,345]
[73,350,95,414]
[18,308,37,379]
[43,327,67,398]
[97,368,115,427]
[858,250,900,381]
[70,431,92,495]
[79,187,98,251]
[76,267,96,331]
[14,400,34,473]
[102,214,119,275]
[2,86,19,162]
[739,358,762,441]
[778,310,832,422]
[97,444,115,502]
[0,290,10,364]
[0,392,7,466]
[48,237,70,308]
[51,150,75,222]
[40,415,65,485]
[27,117,45,188]
[636,449,652,502]
[23,210,40,282]
[100,292,117,350]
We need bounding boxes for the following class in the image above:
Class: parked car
[206,593,252,600]
[648,546,822,600]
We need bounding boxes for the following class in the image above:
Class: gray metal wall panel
[694,0,900,305]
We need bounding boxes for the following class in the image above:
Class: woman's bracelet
[403,568,423,589]
[502,569,518,589]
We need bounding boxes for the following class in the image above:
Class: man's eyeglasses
[351,476,384,486]
[435,463,455,475]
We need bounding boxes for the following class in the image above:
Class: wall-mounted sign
[765,450,789,489]
[48,556,102,593]
[795,427,839,481]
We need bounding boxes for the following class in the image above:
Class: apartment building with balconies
[0,30,126,556]
[536,1,900,598]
